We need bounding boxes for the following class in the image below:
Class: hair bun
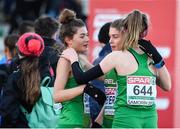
[59,9,76,24]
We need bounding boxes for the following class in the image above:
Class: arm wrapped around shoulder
[138,39,165,69]
[71,61,104,84]
[84,83,106,107]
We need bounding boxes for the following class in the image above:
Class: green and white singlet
[57,77,90,128]
[112,48,158,128]
[103,69,118,128]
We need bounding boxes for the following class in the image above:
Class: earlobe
[64,37,73,47]
[140,29,148,39]
[68,42,73,47]
[4,47,9,54]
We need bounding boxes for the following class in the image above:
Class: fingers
[138,39,151,46]
[139,45,146,52]
[61,48,78,63]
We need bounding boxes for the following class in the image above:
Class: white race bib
[127,76,156,106]
[104,86,117,115]
[83,93,90,114]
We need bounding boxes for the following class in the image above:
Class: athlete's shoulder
[108,50,126,57]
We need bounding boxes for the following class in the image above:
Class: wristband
[154,60,165,69]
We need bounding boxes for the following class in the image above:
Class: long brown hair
[18,57,41,105]
[16,32,44,105]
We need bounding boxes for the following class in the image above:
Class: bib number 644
[133,85,153,96]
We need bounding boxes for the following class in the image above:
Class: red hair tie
[17,32,44,57]
[28,39,42,53]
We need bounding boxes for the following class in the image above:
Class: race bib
[104,86,117,115]
[84,93,90,114]
[127,76,156,106]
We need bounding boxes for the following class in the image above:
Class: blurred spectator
[18,20,35,36]
[1,0,87,33]
[90,22,112,121]
[3,34,18,63]
[93,22,112,64]
[34,15,65,77]
[8,0,44,33]
[58,0,87,22]
[2,0,16,22]
[0,34,19,93]
[0,34,19,65]
[0,20,35,75]
[45,0,62,18]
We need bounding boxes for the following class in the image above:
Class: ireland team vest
[114,48,156,110]
[104,69,118,116]
[57,77,89,127]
